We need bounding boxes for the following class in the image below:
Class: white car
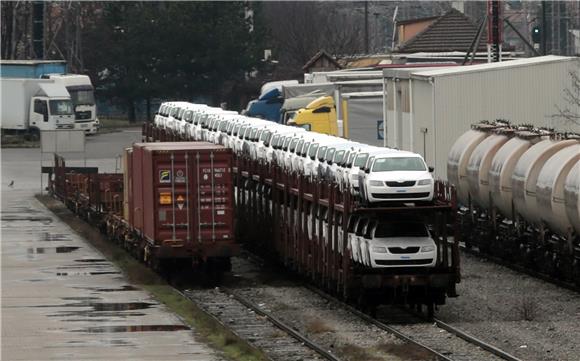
[359,151,434,204]
[348,147,393,194]
[365,220,437,268]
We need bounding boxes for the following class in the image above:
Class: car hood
[369,236,435,248]
[369,171,431,182]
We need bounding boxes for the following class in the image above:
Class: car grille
[388,246,420,254]
[385,181,416,187]
[75,111,92,120]
[371,192,430,199]
[375,259,433,266]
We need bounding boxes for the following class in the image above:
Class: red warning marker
[176,195,185,210]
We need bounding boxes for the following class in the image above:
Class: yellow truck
[288,95,338,135]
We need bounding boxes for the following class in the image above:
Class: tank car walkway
[1,131,222,360]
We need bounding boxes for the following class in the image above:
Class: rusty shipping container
[130,142,236,259]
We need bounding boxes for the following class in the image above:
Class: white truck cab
[43,74,98,134]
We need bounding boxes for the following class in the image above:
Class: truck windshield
[49,100,74,115]
[375,222,429,238]
[68,89,95,105]
[372,157,427,172]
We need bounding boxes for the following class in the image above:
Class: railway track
[183,287,339,361]
[305,285,523,361]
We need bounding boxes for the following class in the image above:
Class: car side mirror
[310,156,315,160]
[365,168,370,174]
[327,160,332,165]
[429,166,434,173]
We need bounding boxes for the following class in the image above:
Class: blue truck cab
[246,88,284,123]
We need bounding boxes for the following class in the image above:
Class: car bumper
[366,184,433,202]
[370,250,436,268]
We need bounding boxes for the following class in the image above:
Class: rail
[223,288,342,361]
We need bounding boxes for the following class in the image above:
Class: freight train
[49,100,461,314]
[448,121,580,286]
[49,142,238,278]
[140,101,461,314]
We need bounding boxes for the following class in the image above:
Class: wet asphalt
[1,130,222,360]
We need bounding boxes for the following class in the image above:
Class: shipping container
[131,142,235,259]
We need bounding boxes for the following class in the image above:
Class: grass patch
[99,117,144,129]
[339,344,382,361]
[1,134,39,148]
[305,317,334,334]
[376,342,438,360]
[37,194,266,361]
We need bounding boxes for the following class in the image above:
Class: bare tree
[555,65,580,126]
[262,2,364,70]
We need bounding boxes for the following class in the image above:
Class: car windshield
[372,157,426,172]
[325,148,336,160]
[375,222,429,238]
[317,146,328,160]
[308,144,319,158]
[354,153,369,167]
[49,100,74,115]
[334,150,345,163]
[289,139,298,152]
[260,130,271,142]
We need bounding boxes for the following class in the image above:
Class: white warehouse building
[381,55,580,180]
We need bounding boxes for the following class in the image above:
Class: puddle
[29,301,155,312]
[28,246,80,254]
[41,233,72,242]
[65,339,136,347]
[74,285,140,292]
[74,259,107,263]
[52,312,148,319]
[56,271,120,276]
[76,325,190,333]
[2,215,53,224]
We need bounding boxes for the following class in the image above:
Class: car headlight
[371,246,387,253]
[421,245,435,252]
[417,178,433,185]
[369,180,383,186]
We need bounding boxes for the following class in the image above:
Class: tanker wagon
[448,121,580,285]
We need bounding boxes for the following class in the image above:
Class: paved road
[1,130,223,360]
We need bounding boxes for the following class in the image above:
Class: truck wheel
[26,128,40,141]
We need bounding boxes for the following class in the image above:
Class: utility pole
[364,1,369,54]
[32,1,44,59]
[541,0,547,55]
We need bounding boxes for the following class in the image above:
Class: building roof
[411,55,575,79]
[302,50,342,71]
[396,15,440,26]
[396,8,487,53]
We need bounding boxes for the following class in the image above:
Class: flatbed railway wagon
[49,142,238,274]
[143,122,461,313]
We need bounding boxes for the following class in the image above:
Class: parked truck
[0,78,75,137]
[42,74,98,134]
[1,60,98,134]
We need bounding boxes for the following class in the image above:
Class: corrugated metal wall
[408,58,580,180]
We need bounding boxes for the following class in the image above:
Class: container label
[159,170,171,183]
[159,192,172,204]
[175,169,186,183]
